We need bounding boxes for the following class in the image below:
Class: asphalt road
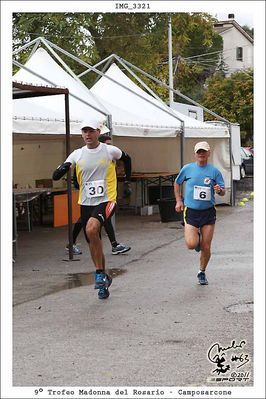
[11,192,255,392]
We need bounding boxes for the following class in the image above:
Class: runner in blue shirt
[174,141,225,285]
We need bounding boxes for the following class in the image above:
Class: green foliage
[201,70,253,145]
[13,12,253,145]
[170,13,223,101]
[241,25,254,39]
[12,12,223,96]
[12,13,96,81]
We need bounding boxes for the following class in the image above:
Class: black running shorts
[183,206,216,228]
[80,201,116,228]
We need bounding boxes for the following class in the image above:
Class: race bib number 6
[85,180,105,198]
[193,185,211,201]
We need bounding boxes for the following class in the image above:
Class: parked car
[240,147,254,178]
[246,146,254,155]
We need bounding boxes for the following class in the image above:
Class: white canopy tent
[13,48,109,135]
[12,47,110,188]
[12,42,237,204]
[91,63,229,139]
[90,62,232,204]
[13,48,229,139]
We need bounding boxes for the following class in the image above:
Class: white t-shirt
[65,143,122,206]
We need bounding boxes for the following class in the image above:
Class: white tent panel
[12,47,234,204]
[13,117,82,135]
[182,125,229,138]
[92,62,232,204]
[112,125,179,138]
[90,97,180,137]
[13,96,82,134]
[91,64,183,136]
[13,51,229,139]
[113,136,181,173]
[91,63,229,138]
[13,48,108,134]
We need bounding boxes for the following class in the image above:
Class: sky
[211,12,254,27]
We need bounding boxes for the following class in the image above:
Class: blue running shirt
[175,163,225,210]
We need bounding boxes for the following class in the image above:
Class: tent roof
[13,48,229,138]
[13,48,109,135]
[91,63,229,138]
[91,63,182,137]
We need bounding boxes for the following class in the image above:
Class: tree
[201,69,253,145]
[12,13,96,79]
[241,25,254,39]
[12,12,223,100]
[170,13,223,101]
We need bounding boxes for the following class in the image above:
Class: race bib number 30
[193,185,211,201]
[85,180,105,198]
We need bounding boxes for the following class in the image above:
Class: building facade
[214,15,253,76]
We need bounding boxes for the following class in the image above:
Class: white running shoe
[112,243,131,255]
[65,244,82,255]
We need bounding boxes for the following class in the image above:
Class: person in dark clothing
[66,134,132,255]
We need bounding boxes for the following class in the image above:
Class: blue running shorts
[183,206,216,228]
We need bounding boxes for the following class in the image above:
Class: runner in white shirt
[53,119,131,299]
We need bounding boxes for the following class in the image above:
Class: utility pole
[168,15,174,108]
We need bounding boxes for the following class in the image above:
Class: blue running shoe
[95,272,112,289]
[97,274,112,300]
[197,271,208,285]
[95,272,106,289]
[98,287,110,299]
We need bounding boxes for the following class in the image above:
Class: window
[188,110,197,119]
[236,47,243,61]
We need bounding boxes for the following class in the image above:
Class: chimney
[228,14,235,19]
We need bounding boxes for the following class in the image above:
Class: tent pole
[90,57,115,86]
[168,15,174,108]
[180,122,184,169]
[228,123,234,206]
[178,122,185,201]
[118,56,230,124]
[28,40,41,59]
[13,59,56,86]
[12,59,110,117]
[41,39,184,124]
[40,38,110,115]
[78,54,116,78]
[40,38,84,83]
[112,55,170,109]
[65,93,74,260]
[107,114,113,137]
[14,37,230,125]
[12,37,42,55]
